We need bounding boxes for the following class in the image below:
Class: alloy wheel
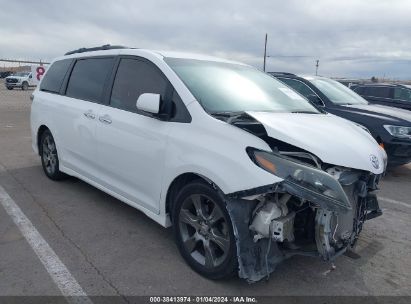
[178,194,231,269]
[42,134,58,175]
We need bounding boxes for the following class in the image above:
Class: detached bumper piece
[365,193,382,221]
[225,197,286,283]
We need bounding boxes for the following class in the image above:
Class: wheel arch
[37,125,50,155]
[165,172,220,222]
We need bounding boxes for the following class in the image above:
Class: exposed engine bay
[215,112,384,282]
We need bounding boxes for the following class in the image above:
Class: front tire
[6,86,13,90]
[172,181,238,280]
[40,130,68,180]
[22,82,28,90]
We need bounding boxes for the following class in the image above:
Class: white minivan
[31,45,387,282]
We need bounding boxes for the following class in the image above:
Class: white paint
[379,196,411,209]
[136,93,160,114]
[0,185,92,303]
[246,111,387,174]
[31,48,388,230]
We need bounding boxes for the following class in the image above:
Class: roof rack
[267,72,296,76]
[64,44,129,56]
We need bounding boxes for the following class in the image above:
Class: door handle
[83,110,96,119]
[99,114,112,124]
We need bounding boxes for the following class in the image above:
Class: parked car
[5,71,35,90]
[272,73,411,167]
[31,45,386,282]
[351,83,411,111]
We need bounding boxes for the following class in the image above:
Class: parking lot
[0,79,410,299]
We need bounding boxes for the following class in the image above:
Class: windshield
[12,72,30,77]
[306,77,368,105]
[165,58,320,114]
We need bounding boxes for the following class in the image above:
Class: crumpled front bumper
[224,173,382,283]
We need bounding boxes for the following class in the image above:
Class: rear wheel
[40,130,68,180]
[172,181,237,280]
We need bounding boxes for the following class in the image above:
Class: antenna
[315,59,319,76]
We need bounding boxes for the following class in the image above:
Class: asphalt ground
[0,79,410,301]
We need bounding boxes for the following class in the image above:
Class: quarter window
[110,58,168,112]
[40,59,72,94]
[66,58,114,103]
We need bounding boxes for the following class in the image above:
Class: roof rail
[267,72,296,76]
[64,44,129,56]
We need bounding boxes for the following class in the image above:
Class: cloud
[0,0,410,79]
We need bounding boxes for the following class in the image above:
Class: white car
[31,45,387,282]
[5,71,35,90]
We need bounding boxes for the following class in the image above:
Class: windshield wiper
[291,111,317,114]
[210,111,244,117]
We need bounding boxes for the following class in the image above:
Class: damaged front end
[225,150,383,283]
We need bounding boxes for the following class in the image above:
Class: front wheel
[22,82,28,90]
[6,86,13,90]
[40,130,68,180]
[172,181,238,280]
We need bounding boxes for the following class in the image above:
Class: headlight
[248,149,351,212]
[383,125,411,139]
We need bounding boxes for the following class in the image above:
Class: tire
[6,86,13,90]
[39,129,68,180]
[22,82,28,90]
[172,181,238,280]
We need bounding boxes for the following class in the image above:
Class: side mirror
[29,74,32,79]
[307,94,322,106]
[136,93,160,114]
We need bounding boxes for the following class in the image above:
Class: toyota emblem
[370,154,380,169]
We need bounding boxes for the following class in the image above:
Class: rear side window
[353,86,364,94]
[40,59,72,93]
[110,58,168,112]
[66,58,114,103]
[365,87,390,98]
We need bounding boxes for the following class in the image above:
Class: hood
[6,76,24,80]
[337,104,411,125]
[246,111,386,174]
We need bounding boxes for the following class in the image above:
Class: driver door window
[279,78,324,106]
[110,58,168,112]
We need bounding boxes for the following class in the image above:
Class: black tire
[172,181,238,280]
[22,82,28,90]
[40,129,68,180]
[6,86,13,90]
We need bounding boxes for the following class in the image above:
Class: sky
[1,0,411,79]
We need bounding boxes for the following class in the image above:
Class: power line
[0,58,50,65]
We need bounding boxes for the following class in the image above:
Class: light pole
[263,33,267,72]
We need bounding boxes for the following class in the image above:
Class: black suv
[270,73,411,167]
[351,83,411,111]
